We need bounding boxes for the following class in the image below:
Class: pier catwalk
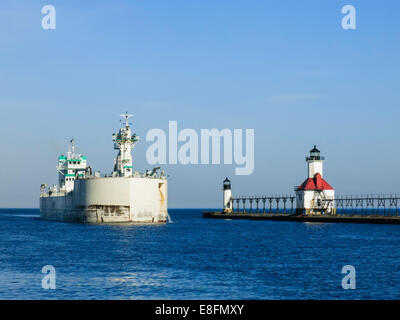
[204,194,400,225]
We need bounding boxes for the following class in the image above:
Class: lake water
[1,208,400,299]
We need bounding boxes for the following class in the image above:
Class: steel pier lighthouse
[223,177,233,213]
[295,146,335,215]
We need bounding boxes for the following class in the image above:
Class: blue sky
[0,0,399,207]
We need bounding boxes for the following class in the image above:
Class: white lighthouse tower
[112,112,139,177]
[295,146,335,215]
[223,177,233,213]
[307,145,324,178]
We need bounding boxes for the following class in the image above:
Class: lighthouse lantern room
[295,146,335,215]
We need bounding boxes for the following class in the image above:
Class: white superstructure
[57,139,88,192]
[112,113,137,177]
[40,113,168,223]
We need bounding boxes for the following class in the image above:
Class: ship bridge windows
[68,161,81,165]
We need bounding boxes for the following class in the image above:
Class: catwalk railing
[334,195,400,216]
[231,196,296,214]
[230,195,400,216]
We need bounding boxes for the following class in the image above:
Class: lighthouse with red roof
[295,146,335,215]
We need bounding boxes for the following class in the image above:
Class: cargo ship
[40,113,168,223]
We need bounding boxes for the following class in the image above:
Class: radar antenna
[120,112,134,127]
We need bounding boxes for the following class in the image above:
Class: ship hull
[40,177,168,223]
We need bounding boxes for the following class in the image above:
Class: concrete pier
[203,211,400,225]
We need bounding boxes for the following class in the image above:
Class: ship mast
[70,139,75,157]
